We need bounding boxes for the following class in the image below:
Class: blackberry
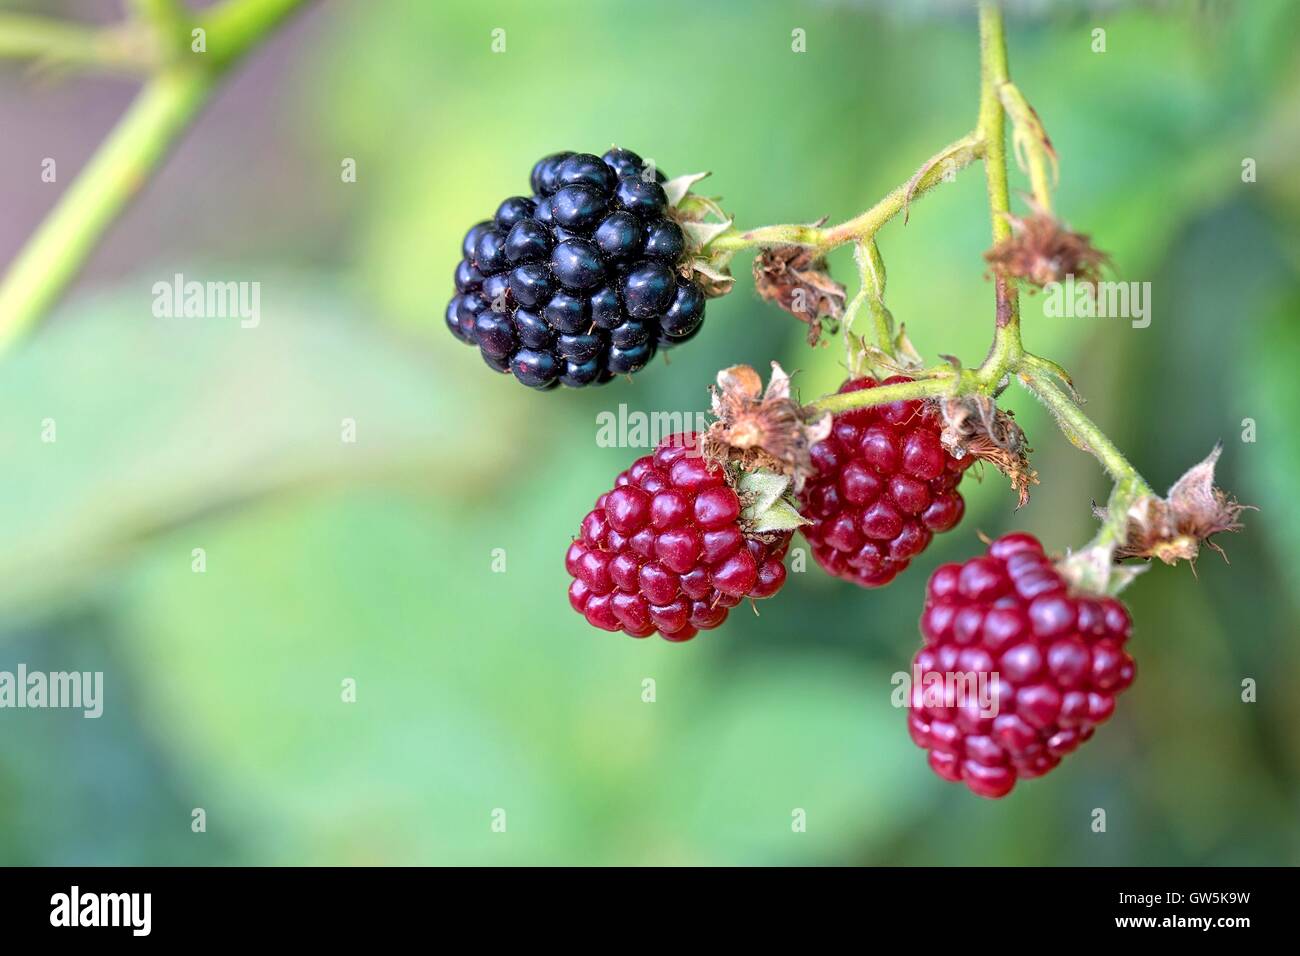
[446,148,709,390]
[566,433,792,641]
[908,533,1136,798]
[799,375,972,587]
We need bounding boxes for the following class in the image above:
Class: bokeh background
[1,0,1297,865]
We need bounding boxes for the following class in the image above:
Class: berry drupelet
[566,433,792,641]
[799,376,971,588]
[907,532,1136,798]
[446,148,708,390]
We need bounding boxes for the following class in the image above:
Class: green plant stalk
[801,1,1159,570]
[0,13,155,73]
[1019,373,1151,495]
[974,0,1022,385]
[709,131,984,256]
[200,0,307,69]
[807,373,959,415]
[0,0,308,348]
[0,70,211,347]
[128,0,191,59]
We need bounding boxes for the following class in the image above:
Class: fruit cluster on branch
[484,3,1245,799]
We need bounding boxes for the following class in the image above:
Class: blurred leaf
[0,273,530,617]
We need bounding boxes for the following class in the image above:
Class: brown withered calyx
[753,246,847,345]
[702,363,830,493]
[936,394,1038,508]
[1097,444,1251,565]
[984,210,1110,290]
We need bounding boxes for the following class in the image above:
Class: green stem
[0,70,212,346]
[0,0,309,349]
[802,2,1157,537]
[128,0,191,59]
[708,131,983,256]
[1018,373,1151,494]
[974,1,1022,385]
[199,0,308,69]
[806,374,959,416]
[0,13,155,73]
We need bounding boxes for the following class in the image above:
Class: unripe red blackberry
[799,375,972,587]
[446,148,708,390]
[566,433,792,641]
[907,532,1136,798]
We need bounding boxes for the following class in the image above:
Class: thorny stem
[0,0,308,349]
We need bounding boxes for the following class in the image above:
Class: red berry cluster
[800,376,971,588]
[907,532,1135,798]
[566,433,791,641]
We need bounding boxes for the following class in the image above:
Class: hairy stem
[801,1,1158,553]
[998,82,1055,213]
[975,1,1022,384]
[806,374,959,416]
[1019,372,1153,496]
[708,132,983,256]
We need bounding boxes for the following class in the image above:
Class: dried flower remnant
[1097,444,1251,565]
[702,363,830,492]
[753,246,847,345]
[983,208,1110,291]
[936,394,1038,508]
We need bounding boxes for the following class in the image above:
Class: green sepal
[736,469,811,534]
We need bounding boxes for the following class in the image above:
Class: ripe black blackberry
[446,148,709,390]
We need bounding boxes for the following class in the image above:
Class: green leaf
[0,273,531,617]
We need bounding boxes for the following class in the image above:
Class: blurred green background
[1,0,1298,865]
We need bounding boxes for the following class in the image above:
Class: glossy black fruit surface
[445,148,709,389]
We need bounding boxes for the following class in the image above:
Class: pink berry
[800,376,972,588]
[566,432,792,641]
[907,532,1136,798]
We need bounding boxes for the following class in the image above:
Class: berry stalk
[707,130,984,258]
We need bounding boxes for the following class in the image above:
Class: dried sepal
[983,205,1110,290]
[1097,444,1252,565]
[935,395,1038,508]
[702,362,830,493]
[752,246,847,346]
